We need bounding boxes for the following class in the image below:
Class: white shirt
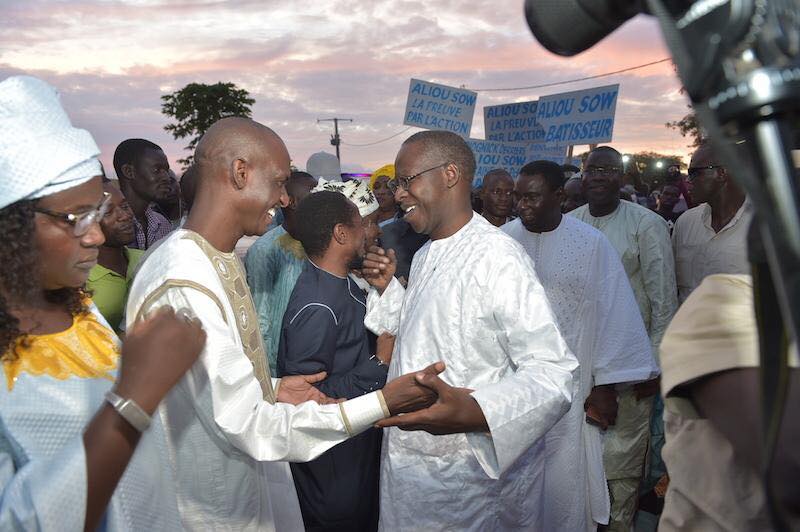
[126,231,387,531]
[0,307,182,531]
[570,200,678,355]
[365,213,578,531]
[672,200,753,303]
[503,216,659,531]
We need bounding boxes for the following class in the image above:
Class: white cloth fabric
[502,216,660,531]
[0,76,101,208]
[126,230,388,531]
[672,200,753,303]
[570,200,678,355]
[306,151,341,182]
[365,213,578,531]
[659,274,798,531]
[312,177,379,217]
[0,306,182,531]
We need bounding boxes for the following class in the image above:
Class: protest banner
[483,100,545,143]
[403,79,477,137]
[536,84,619,145]
[466,138,527,186]
[526,143,568,164]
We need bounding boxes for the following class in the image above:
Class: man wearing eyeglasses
[672,141,751,304]
[570,145,677,532]
[479,168,515,227]
[362,130,578,531]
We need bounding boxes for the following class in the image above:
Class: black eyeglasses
[34,192,111,237]
[388,162,450,194]
[584,165,621,177]
[687,165,724,181]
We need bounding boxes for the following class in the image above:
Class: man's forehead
[586,150,619,166]
[485,172,514,188]
[141,147,167,163]
[395,142,432,172]
[690,145,716,166]
[516,173,545,191]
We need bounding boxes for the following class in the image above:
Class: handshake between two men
[275,242,490,436]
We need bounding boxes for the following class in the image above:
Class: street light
[622,155,630,163]
[655,160,664,169]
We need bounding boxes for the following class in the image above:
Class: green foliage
[161,82,255,167]
[666,106,703,148]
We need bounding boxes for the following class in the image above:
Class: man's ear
[232,158,247,190]
[445,163,461,189]
[718,167,730,184]
[554,187,565,203]
[120,163,135,181]
[332,222,348,246]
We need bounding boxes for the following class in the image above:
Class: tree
[666,106,704,148]
[161,82,256,167]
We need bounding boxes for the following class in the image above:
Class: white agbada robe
[502,216,660,531]
[365,213,578,531]
[126,230,388,531]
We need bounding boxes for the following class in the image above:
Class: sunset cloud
[0,1,693,174]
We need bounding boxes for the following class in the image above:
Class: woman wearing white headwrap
[0,76,205,531]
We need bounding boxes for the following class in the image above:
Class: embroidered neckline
[3,311,119,390]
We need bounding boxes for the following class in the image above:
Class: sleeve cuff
[364,277,405,336]
[273,378,281,397]
[339,391,387,435]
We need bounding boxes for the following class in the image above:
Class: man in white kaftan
[128,229,393,530]
[570,147,678,530]
[363,132,578,531]
[126,118,438,531]
[502,160,660,531]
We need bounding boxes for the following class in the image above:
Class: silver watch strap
[105,390,152,432]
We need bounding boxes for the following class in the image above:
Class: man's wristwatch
[105,390,152,432]
[370,354,387,367]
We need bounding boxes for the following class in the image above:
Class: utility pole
[317,117,353,161]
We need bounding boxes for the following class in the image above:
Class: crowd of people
[1,73,798,532]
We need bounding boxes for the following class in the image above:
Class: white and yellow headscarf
[0,76,101,209]
[311,178,379,217]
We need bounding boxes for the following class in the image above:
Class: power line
[470,57,672,92]
[342,126,413,147]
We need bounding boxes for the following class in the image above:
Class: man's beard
[348,255,365,270]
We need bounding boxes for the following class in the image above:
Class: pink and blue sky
[0,0,693,175]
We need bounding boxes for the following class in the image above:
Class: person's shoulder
[567,204,589,220]
[284,268,342,326]
[660,274,758,394]
[468,217,533,271]
[622,200,670,231]
[135,230,213,280]
[246,226,286,261]
[562,214,600,236]
[499,217,523,237]
[125,246,145,268]
[147,206,172,225]
[672,204,705,234]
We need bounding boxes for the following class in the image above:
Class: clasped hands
[277,362,489,435]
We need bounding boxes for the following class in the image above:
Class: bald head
[195,117,288,179]
[402,130,476,188]
[188,117,291,240]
